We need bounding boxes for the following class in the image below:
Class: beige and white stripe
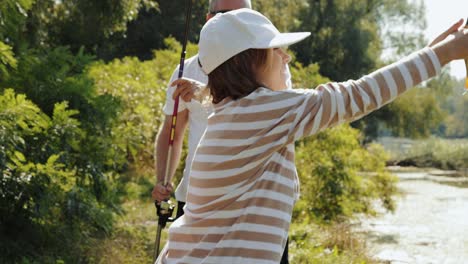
[157,47,441,264]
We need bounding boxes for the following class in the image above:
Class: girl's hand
[428,19,464,47]
[171,78,206,102]
[431,19,468,66]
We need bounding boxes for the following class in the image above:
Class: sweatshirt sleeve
[289,47,441,141]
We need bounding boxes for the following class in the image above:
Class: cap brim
[263,32,311,48]
[201,31,311,74]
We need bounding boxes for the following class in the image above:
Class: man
[152,0,252,216]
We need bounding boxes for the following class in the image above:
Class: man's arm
[152,109,189,201]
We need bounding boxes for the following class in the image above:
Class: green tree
[253,0,308,32]
[0,89,119,262]
[355,70,466,140]
[0,40,126,263]
[292,0,426,82]
[87,37,198,171]
[36,0,158,58]
[0,0,33,78]
[0,0,35,47]
[377,0,426,58]
[434,76,468,138]
[0,41,17,78]
[445,94,468,137]
[110,0,209,60]
[1,0,159,60]
[292,0,381,81]
[386,88,445,138]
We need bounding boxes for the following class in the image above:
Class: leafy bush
[0,41,17,78]
[0,50,123,261]
[0,89,119,260]
[88,37,198,178]
[295,125,397,223]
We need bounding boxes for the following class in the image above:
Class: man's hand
[171,78,206,102]
[152,182,174,202]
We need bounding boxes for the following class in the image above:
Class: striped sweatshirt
[157,47,441,264]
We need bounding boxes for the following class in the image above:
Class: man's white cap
[198,8,311,74]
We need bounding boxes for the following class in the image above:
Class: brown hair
[208,49,269,104]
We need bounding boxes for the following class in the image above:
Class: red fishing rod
[154,0,193,261]
[464,18,468,95]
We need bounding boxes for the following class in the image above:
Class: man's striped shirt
[157,47,441,264]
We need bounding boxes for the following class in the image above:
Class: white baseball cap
[198,8,311,74]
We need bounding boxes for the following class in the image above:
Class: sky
[423,0,468,79]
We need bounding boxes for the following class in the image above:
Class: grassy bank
[377,137,468,172]
[86,179,156,263]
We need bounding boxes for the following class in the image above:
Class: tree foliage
[377,0,426,57]
[355,86,445,140]
[0,89,118,262]
[0,41,17,78]
[87,37,199,170]
[295,125,397,222]
[292,0,381,81]
[0,0,35,47]
[111,0,208,60]
[354,70,467,140]
[289,0,426,82]
[253,0,307,32]
[47,0,158,57]
[1,0,159,59]
[428,75,468,138]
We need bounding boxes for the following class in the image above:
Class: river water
[358,170,468,264]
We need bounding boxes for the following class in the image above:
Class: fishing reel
[155,199,176,228]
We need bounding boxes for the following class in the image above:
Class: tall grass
[289,222,377,264]
[378,137,468,171]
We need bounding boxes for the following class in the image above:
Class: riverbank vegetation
[1,0,465,263]
[380,137,468,172]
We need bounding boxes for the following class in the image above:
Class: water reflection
[359,171,468,264]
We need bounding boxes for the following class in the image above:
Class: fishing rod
[464,18,468,95]
[154,0,193,261]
